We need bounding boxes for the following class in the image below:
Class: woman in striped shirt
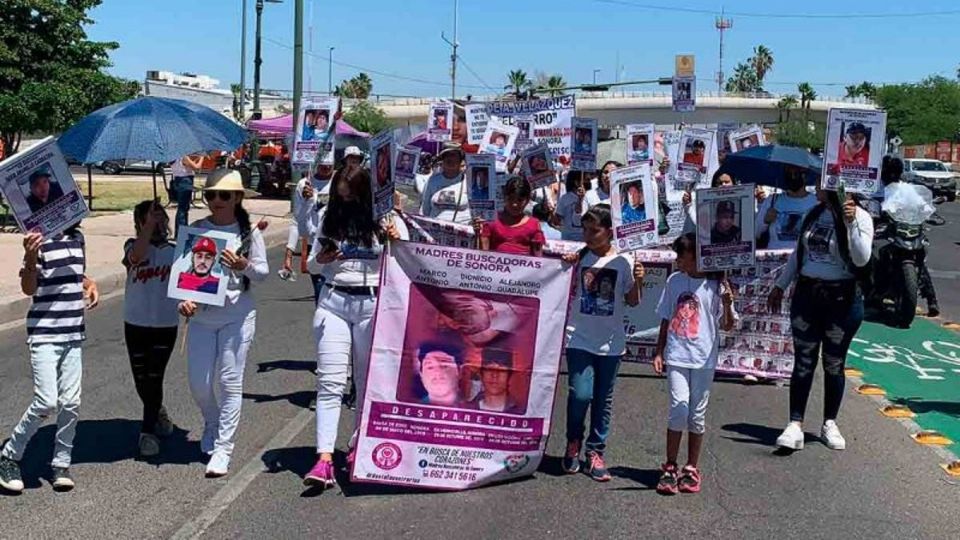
[0,225,99,494]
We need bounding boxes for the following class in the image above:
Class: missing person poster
[716,122,740,158]
[353,242,573,490]
[394,145,420,187]
[512,114,535,153]
[673,127,715,189]
[294,97,338,166]
[521,143,556,190]
[610,163,659,251]
[428,102,454,142]
[480,119,519,172]
[823,108,887,197]
[167,227,239,307]
[370,130,395,220]
[466,154,496,220]
[729,125,765,154]
[465,104,489,145]
[672,76,696,113]
[695,184,756,272]
[0,137,88,236]
[570,117,598,172]
[626,124,655,166]
[487,94,576,161]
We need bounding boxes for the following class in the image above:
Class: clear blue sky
[86,0,960,99]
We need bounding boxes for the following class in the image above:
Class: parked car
[902,159,957,201]
[98,159,170,175]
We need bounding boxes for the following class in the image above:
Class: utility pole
[328,47,335,95]
[441,0,459,101]
[240,0,247,120]
[593,69,601,85]
[292,0,303,188]
[715,9,733,94]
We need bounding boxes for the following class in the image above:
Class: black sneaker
[51,467,75,492]
[0,455,24,493]
[561,440,581,474]
[927,302,940,318]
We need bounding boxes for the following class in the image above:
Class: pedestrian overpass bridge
[376,92,877,128]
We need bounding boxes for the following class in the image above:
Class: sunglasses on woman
[203,190,234,202]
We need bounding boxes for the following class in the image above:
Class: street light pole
[441,0,459,101]
[253,0,264,120]
[593,69,601,85]
[328,46,334,95]
[240,0,247,120]
[292,0,303,189]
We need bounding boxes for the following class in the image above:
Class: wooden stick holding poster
[520,143,557,190]
[822,108,887,197]
[0,137,89,236]
[695,184,756,272]
[610,163,659,251]
[570,117,598,172]
[370,130,396,220]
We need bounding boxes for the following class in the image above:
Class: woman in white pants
[176,169,269,477]
[303,164,406,489]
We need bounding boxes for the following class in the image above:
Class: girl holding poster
[561,205,644,482]
[653,233,738,495]
[478,176,545,256]
[176,169,269,478]
[304,164,407,490]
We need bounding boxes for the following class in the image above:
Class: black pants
[789,278,864,423]
[124,323,178,434]
[918,247,938,305]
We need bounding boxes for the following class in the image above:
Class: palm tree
[797,82,817,117]
[751,45,774,86]
[725,62,759,93]
[230,83,243,121]
[776,94,799,122]
[351,73,373,99]
[542,74,566,97]
[845,84,860,98]
[505,69,532,99]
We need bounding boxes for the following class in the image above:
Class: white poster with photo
[466,154,497,221]
[294,97,338,166]
[570,117,598,172]
[823,108,887,196]
[512,114,535,154]
[695,184,756,272]
[370,130,395,220]
[520,143,556,190]
[393,145,420,187]
[673,127,715,190]
[352,242,573,490]
[610,163,659,251]
[427,102,454,143]
[465,104,489,145]
[728,125,766,154]
[0,137,88,236]
[487,94,576,161]
[717,122,740,157]
[626,124,655,166]
[480,119,519,172]
[672,76,696,113]
[167,227,239,307]
[493,172,508,214]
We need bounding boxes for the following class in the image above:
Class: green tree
[342,100,389,134]
[797,82,817,118]
[725,62,760,93]
[0,0,139,156]
[844,81,877,101]
[751,45,774,84]
[874,76,960,144]
[333,73,373,99]
[230,83,243,122]
[536,74,567,97]
[774,119,825,151]
[775,94,799,122]
[505,69,532,99]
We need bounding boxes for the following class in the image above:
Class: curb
[0,220,291,331]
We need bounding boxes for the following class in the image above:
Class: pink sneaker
[303,458,336,488]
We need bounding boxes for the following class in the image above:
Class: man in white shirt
[755,165,818,250]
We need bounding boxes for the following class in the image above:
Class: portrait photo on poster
[681,137,708,170]
[167,227,237,306]
[394,284,539,416]
[578,267,618,317]
[618,181,648,225]
[470,166,490,200]
[695,184,756,271]
[375,143,392,188]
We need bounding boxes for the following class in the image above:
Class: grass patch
[78,181,165,215]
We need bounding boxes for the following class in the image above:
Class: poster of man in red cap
[167,227,238,306]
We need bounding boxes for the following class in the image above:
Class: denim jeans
[565,348,622,455]
[171,176,194,236]
[2,342,83,468]
[789,278,864,422]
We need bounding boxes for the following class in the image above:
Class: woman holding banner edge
[304,164,406,489]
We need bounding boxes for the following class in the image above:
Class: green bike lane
[846,319,960,463]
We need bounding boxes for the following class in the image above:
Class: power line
[593,0,960,19]
[455,53,499,94]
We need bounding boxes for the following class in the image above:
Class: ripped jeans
[788,277,864,423]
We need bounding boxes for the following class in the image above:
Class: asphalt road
[1,247,959,540]
[924,199,960,323]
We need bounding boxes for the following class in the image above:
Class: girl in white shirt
[304,164,406,490]
[768,187,873,453]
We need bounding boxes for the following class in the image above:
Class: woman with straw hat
[176,169,269,477]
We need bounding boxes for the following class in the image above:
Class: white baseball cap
[343,146,364,158]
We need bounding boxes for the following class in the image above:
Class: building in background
[143,70,290,119]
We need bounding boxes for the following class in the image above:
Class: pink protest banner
[352,242,573,490]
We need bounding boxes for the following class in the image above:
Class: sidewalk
[0,199,293,328]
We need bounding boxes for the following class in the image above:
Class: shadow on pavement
[243,391,314,410]
[256,359,316,374]
[537,454,564,477]
[722,422,817,455]
[608,466,660,490]
[890,396,960,417]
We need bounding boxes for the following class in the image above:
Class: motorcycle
[865,182,937,329]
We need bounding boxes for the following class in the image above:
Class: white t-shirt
[420,171,472,225]
[566,252,636,356]
[555,191,585,241]
[170,157,193,178]
[656,272,735,370]
[584,186,610,209]
[776,206,873,288]
[755,192,818,250]
[306,209,410,287]
[291,176,332,250]
[123,240,180,327]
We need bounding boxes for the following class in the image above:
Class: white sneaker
[821,420,846,450]
[776,422,805,450]
[200,424,217,455]
[205,451,230,478]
